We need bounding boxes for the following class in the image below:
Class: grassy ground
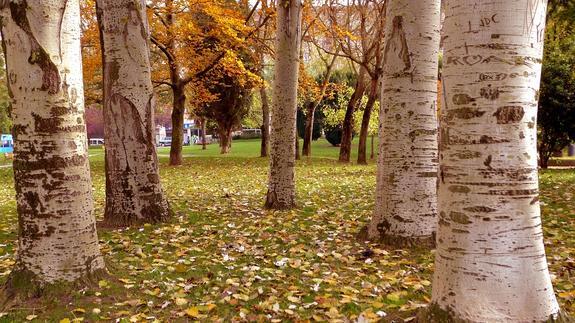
[0,139,574,322]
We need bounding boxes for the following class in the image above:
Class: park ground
[0,139,574,322]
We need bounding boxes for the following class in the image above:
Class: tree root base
[416,303,571,323]
[0,267,108,311]
[264,190,296,210]
[357,225,436,249]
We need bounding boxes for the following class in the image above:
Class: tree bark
[0,0,105,287]
[357,77,379,165]
[302,102,314,157]
[423,0,561,321]
[260,87,270,157]
[265,0,302,210]
[170,84,186,165]
[97,0,171,227]
[339,68,366,163]
[365,0,440,246]
[219,125,232,154]
[201,118,207,150]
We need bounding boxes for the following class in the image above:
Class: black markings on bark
[452,94,475,105]
[480,85,499,100]
[447,107,485,120]
[450,212,471,224]
[494,106,525,124]
[10,1,61,94]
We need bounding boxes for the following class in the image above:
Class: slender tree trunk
[265,0,302,209]
[201,118,207,150]
[260,87,270,157]
[0,0,105,288]
[302,102,314,156]
[303,54,337,157]
[169,85,186,165]
[97,0,171,227]
[365,0,440,246]
[422,0,561,321]
[357,77,378,165]
[339,69,366,163]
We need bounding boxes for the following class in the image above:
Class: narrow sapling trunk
[421,0,563,321]
[265,0,302,209]
[339,69,367,163]
[201,118,207,150]
[302,102,315,157]
[0,0,106,294]
[357,77,379,165]
[365,0,440,246]
[97,0,171,227]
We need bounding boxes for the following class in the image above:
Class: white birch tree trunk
[264,0,302,210]
[365,0,440,246]
[423,0,561,321]
[0,0,105,285]
[96,0,171,227]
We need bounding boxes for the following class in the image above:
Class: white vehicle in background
[89,138,104,146]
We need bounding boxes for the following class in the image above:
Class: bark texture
[429,0,560,321]
[265,0,302,209]
[366,0,440,245]
[97,0,171,227]
[0,0,105,284]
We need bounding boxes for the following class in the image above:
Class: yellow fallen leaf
[59,319,71,323]
[26,315,37,321]
[186,307,199,317]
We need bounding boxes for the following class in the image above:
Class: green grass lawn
[0,139,574,322]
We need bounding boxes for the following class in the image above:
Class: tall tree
[318,0,386,163]
[96,0,171,226]
[265,0,302,209]
[0,0,105,291]
[148,0,267,166]
[422,0,561,321]
[364,0,440,245]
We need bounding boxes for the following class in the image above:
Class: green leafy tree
[538,9,575,168]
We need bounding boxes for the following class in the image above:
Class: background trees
[538,5,575,168]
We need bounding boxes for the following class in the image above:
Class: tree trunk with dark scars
[97,0,171,227]
[339,68,367,163]
[421,0,562,321]
[265,0,302,209]
[0,0,106,290]
[260,87,270,157]
[365,0,440,246]
[357,77,379,165]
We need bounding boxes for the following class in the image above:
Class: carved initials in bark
[384,16,412,75]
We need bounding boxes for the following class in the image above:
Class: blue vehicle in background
[0,134,13,154]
